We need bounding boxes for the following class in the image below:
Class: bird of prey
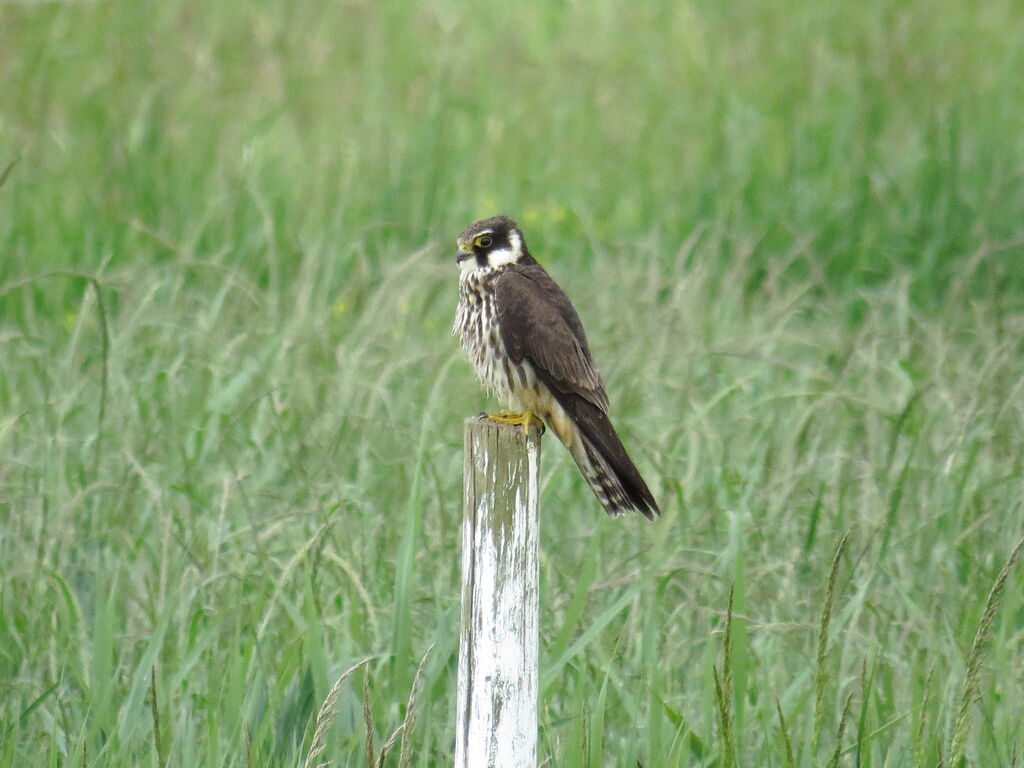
[453,215,660,519]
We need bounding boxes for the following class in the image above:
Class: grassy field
[2,0,1024,765]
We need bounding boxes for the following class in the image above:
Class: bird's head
[455,216,528,274]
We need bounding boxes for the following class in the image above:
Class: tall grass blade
[722,583,735,713]
[304,658,372,768]
[88,276,110,476]
[913,667,934,768]
[398,642,434,768]
[149,666,166,768]
[813,532,849,759]
[712,665,735,768]
[949,535,1024,767]
[776,699,795,768]
[828,693,853,768]
[362,670,375,768]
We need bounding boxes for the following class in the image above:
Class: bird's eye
[474,235,493,249]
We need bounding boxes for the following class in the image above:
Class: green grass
[2,0,1024,765]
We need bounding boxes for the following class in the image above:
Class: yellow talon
[485,410,526,425]
[484,410,545,435]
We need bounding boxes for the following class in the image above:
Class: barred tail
[562,402,660,520]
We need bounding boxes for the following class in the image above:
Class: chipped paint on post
[456,417,541,768]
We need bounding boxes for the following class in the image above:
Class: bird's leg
[484,410,546,435]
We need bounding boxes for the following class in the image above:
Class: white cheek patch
[509,230,522,256]
[487,247,519,267]
[488,231,522,267]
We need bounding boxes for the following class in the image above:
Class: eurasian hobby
[453,215,659,519]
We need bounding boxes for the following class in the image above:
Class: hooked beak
[455,243,473,263]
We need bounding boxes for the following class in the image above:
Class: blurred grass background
[2,0,1023,765]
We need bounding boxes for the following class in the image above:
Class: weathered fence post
[455,416,542,768]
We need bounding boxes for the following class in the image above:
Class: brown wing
[495,263,660,518]
[494,264,610,413]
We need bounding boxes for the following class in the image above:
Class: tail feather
[561,397,660,519]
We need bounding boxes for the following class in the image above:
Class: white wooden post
[455,416,542,768]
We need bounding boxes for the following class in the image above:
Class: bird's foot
[483,410,545,435]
